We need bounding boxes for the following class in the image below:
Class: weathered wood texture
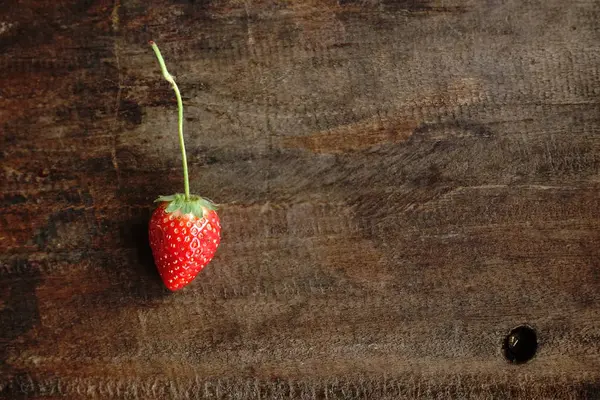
[2,0,600,398]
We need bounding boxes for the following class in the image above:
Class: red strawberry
[149,195,221,291]
[148,41,222,290]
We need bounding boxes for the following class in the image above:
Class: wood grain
[2,0,600,398]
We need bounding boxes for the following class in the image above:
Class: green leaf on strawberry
[156,193,217,219]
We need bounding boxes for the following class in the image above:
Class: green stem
[149,41,190,200]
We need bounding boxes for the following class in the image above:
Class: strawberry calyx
[156,193,217,219]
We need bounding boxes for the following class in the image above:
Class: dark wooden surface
[2,0,600,398]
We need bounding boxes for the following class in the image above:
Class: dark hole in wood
[503,325,538,364]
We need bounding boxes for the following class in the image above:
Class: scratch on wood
[110,0,122,187]
[244,0,255,46]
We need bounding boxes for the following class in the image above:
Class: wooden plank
[2,0,600,398]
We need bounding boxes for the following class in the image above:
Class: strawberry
[147,41,221,291]
[149,195,221,291]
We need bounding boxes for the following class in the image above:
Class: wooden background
[2,0,600,398]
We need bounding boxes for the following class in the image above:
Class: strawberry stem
[149,41,190,200]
